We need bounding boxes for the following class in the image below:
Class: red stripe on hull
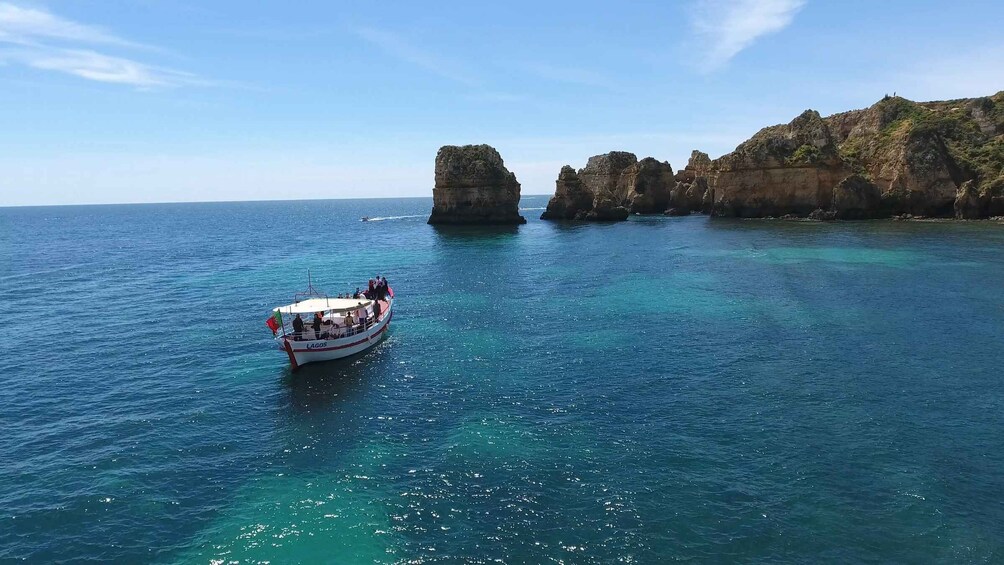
[289,311,393,354]
[283,338,299,371]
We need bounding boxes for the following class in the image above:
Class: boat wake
[362,214,425,222]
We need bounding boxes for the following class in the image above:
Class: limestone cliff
[710,92,1004,219]
[428,144,526,225]
[541,152,699,220]
[671,151,715,214]
[712,109,854,217]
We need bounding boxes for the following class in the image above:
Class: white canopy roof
[274,297,372,315]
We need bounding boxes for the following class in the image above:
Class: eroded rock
[541,151,683,220]
[540,166,594,220]
[428,144,526,225]
[709,91,1004,219]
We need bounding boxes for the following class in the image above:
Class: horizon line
[0,193,554,209]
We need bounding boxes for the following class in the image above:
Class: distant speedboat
[361,216,370,222]
[265,275,393,370]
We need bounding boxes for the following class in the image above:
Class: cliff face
[541,151,710,221]
[712,110,854,217]
[710,92,1004,219]
[542,93,1003,221]
[540,166,598,220]
[624,157,676,213]
[672,151,715,214]
[540,165,629,221]
[428,144,527,225]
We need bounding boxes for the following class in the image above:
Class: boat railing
[283,310,386,342]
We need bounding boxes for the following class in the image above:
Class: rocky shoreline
[429,92,1003,223]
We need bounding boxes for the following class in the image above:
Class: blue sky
[1,0,1002,206]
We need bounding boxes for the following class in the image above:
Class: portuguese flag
[265,310,282,335]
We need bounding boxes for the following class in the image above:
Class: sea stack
[428,144,526,225]
[541,151,700,221]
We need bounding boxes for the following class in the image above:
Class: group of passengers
[290,308,367,341]
[331,276,390,301]
[288,276,390,341]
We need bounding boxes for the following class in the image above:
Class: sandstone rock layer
[710,92,1004,219]
[541,152,711,221]
[428,144,526,225]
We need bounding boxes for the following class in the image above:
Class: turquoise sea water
[2,197,1003,563]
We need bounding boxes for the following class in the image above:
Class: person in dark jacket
[292,313,304,340]
[312,312,323,340]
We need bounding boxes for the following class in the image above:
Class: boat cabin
[273,297,382,341]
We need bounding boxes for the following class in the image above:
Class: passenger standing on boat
[353,288,361,299]
[292,313,304,340]
[320,316,336,338]
[373,299,382,321]
[366,279,376,299]
[312,312,323,340]
[344,312,355,335]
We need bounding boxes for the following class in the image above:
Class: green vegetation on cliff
[711,91,1004,218]
[836,93,1004,186]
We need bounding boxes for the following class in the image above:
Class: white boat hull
[277,300,392,370]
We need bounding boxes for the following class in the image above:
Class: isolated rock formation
[540,166,595,220]
[710,92,1004,219]
[428,144,526,225]
[541,151,703,221]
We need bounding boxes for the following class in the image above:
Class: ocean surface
[2,197,1003,563]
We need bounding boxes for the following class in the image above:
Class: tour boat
[266,280,393,370]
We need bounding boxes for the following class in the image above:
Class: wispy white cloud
[688,0,805,71]
[0,2,197,87]
[354,26,481,87]
[11,47,198,87]
[0,3,129,46]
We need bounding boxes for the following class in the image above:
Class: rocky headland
[428,144,527,225]
[711,92,1004,219]
[541,151,713,221]
[538,92,1004,221]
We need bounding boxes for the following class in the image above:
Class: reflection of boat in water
[361,216,370,222]
[265,275,393,370]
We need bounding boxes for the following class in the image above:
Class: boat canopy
[274,297,373,315]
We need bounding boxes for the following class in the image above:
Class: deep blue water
[2,197,1003,563]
